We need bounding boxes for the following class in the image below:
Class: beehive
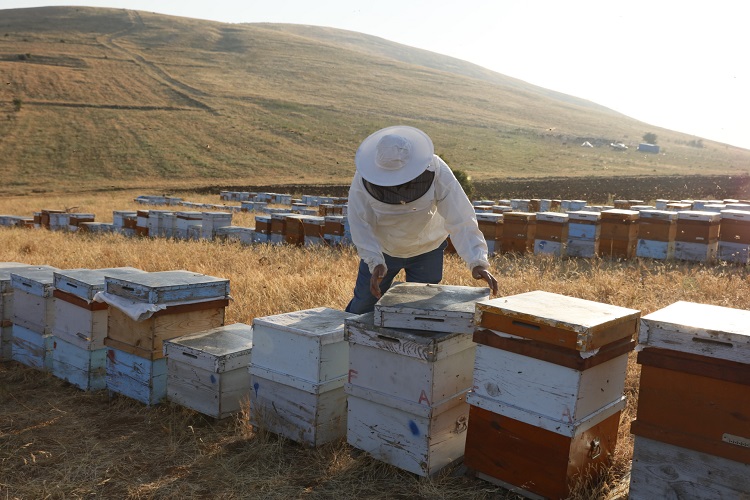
[673,211,721,262]
[302,216,326,246]
[467,291,639,498]
[270,212,294,244]
[476,213,503,256]
[1,263,47,361]
[636,210,677,260]
[174,211,203,240]
[566,211,601,258]
[10,266,61,336]
[345,312,475,476]
[106,347,167,405]
[253,215,270,243]
[250,307,354,446]
[631,301,750,497]
[373,283,489,334]
[718,209,750,264]
[163,323,254,419]
[534,212,569,256]
[598,209,639,258]
[323,215,346,246]
[201,212,232,240]
[500,212,536,254]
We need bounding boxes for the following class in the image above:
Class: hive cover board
[639,301,750,363]
[105,270,230,304]
[163,323,253,373]
[374,283,490,334]
[8,266,62,296]
[475,290,640,351]
[53,267,145,301]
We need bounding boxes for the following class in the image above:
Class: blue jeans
[345,240,448,314]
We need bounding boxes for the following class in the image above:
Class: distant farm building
[638,143,660,153]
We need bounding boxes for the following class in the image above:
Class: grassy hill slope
[0,6,748,195]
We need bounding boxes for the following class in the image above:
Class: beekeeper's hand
[472,266,498,295]
[370,264,387,299]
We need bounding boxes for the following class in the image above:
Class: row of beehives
[3,260,747,499]
[0,206,354,247]
[467,206,750,264]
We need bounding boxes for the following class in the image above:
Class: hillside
[1,6,749,196]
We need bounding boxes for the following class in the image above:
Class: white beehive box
[106,347,167,405]
[373,283,489,335]
[51,335,107,391]
[629,436,750,500]
[250,366,347,447]
[346,383,470,477]
[639,301,750,364]
[104,270,230,305]
[163,323,254,419]
[251,307,353,384]
[12,323,54,371]
[673,240,718,262]
[718,241,750,264]
[1,263,49,360]
[52,267,146,352]
[249,307,355,446]
[10,266,61,334]
[201,212,232,240]
[345,312,476,407]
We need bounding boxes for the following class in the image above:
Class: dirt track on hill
[201,174,750,203]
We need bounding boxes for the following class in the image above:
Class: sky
[4,1,749,149]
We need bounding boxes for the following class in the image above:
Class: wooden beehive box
[476,213,503,255]
[346,312,476,410]
[174,211,202,239]
[10,266,61,335]
[500,212,536,254]
[52,268,145,350]
[302,216,325,246]
[718,209,750,264]
[103,271,230,360]
[201,211,232,240]
[51,335,107,391]
[634,301,750,466]
[599,209,639,258]
[12,323,55,371]
[346,382,470,477]
[636,210,678,259]
[566,211,601,258]
[106,347,167,405]
[1,264,52,360]
[270,212,293,244]
[163,323,253,419]
[373,283,489,335]
[344,312,475,476]
[475,291,640,351]
[675,210,721,242]
[250,307,354,446]
[283,214,307,246]
[465,400,624,500]
[629,436,750,499]
[534,212,569,256]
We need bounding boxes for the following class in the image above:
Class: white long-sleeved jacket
[347,155,490,274]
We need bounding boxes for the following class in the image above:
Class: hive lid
[164,323,253,358]
[104,270,230,304]
[53,267,145,301]
[475,291,640,352]
[9,266,63,296]
[252,307,354,344]
[639,301,750,363]
[677,210,721,222]
[0,264,55,293]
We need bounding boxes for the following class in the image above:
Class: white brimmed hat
[355,126,434,186]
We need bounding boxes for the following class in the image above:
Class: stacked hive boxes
[253,215,271,243]
[566,211,601,258]
[50,268,145,391]
[10,265,61,370]
[345,283,489,476]
[673,211,721,262]
[323,216,347,246]
[101,271,230,405]
[501,212,536,254]
[302,216,326,246]
[466,291,639,499]
[270,212,294,244]
[1,263,47,361]
[718,209,750,264]
[250,307,354,446]
[163,323,254,419]
[630,302,750,498]
[201,212,232,240]
[599,209,639,259]
[534,212,569,256]
[174,211,202,240]
[636,210,678,260]
[476,213,503,256]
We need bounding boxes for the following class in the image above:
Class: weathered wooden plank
[472,344,628,423]
[251,307,353,384]
[249,372,347,447]
[639,301,750,363]
[629,436,750,500]
[475,291,640,352]
[465,404,621,500]
[374,283,489,335]
[346,384,469,477]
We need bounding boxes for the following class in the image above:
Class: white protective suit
[347,154,490,274]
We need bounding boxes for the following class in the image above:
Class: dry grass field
[1,192,749,499]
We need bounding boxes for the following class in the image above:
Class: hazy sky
[5,1,749,149]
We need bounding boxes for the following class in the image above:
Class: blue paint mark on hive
[253,382,259,397]
[210,374,217,384]
[409,420,420,436]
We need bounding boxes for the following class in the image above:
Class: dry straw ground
[1,192,749,499]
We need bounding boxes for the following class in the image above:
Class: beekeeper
[345,125,498,314]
